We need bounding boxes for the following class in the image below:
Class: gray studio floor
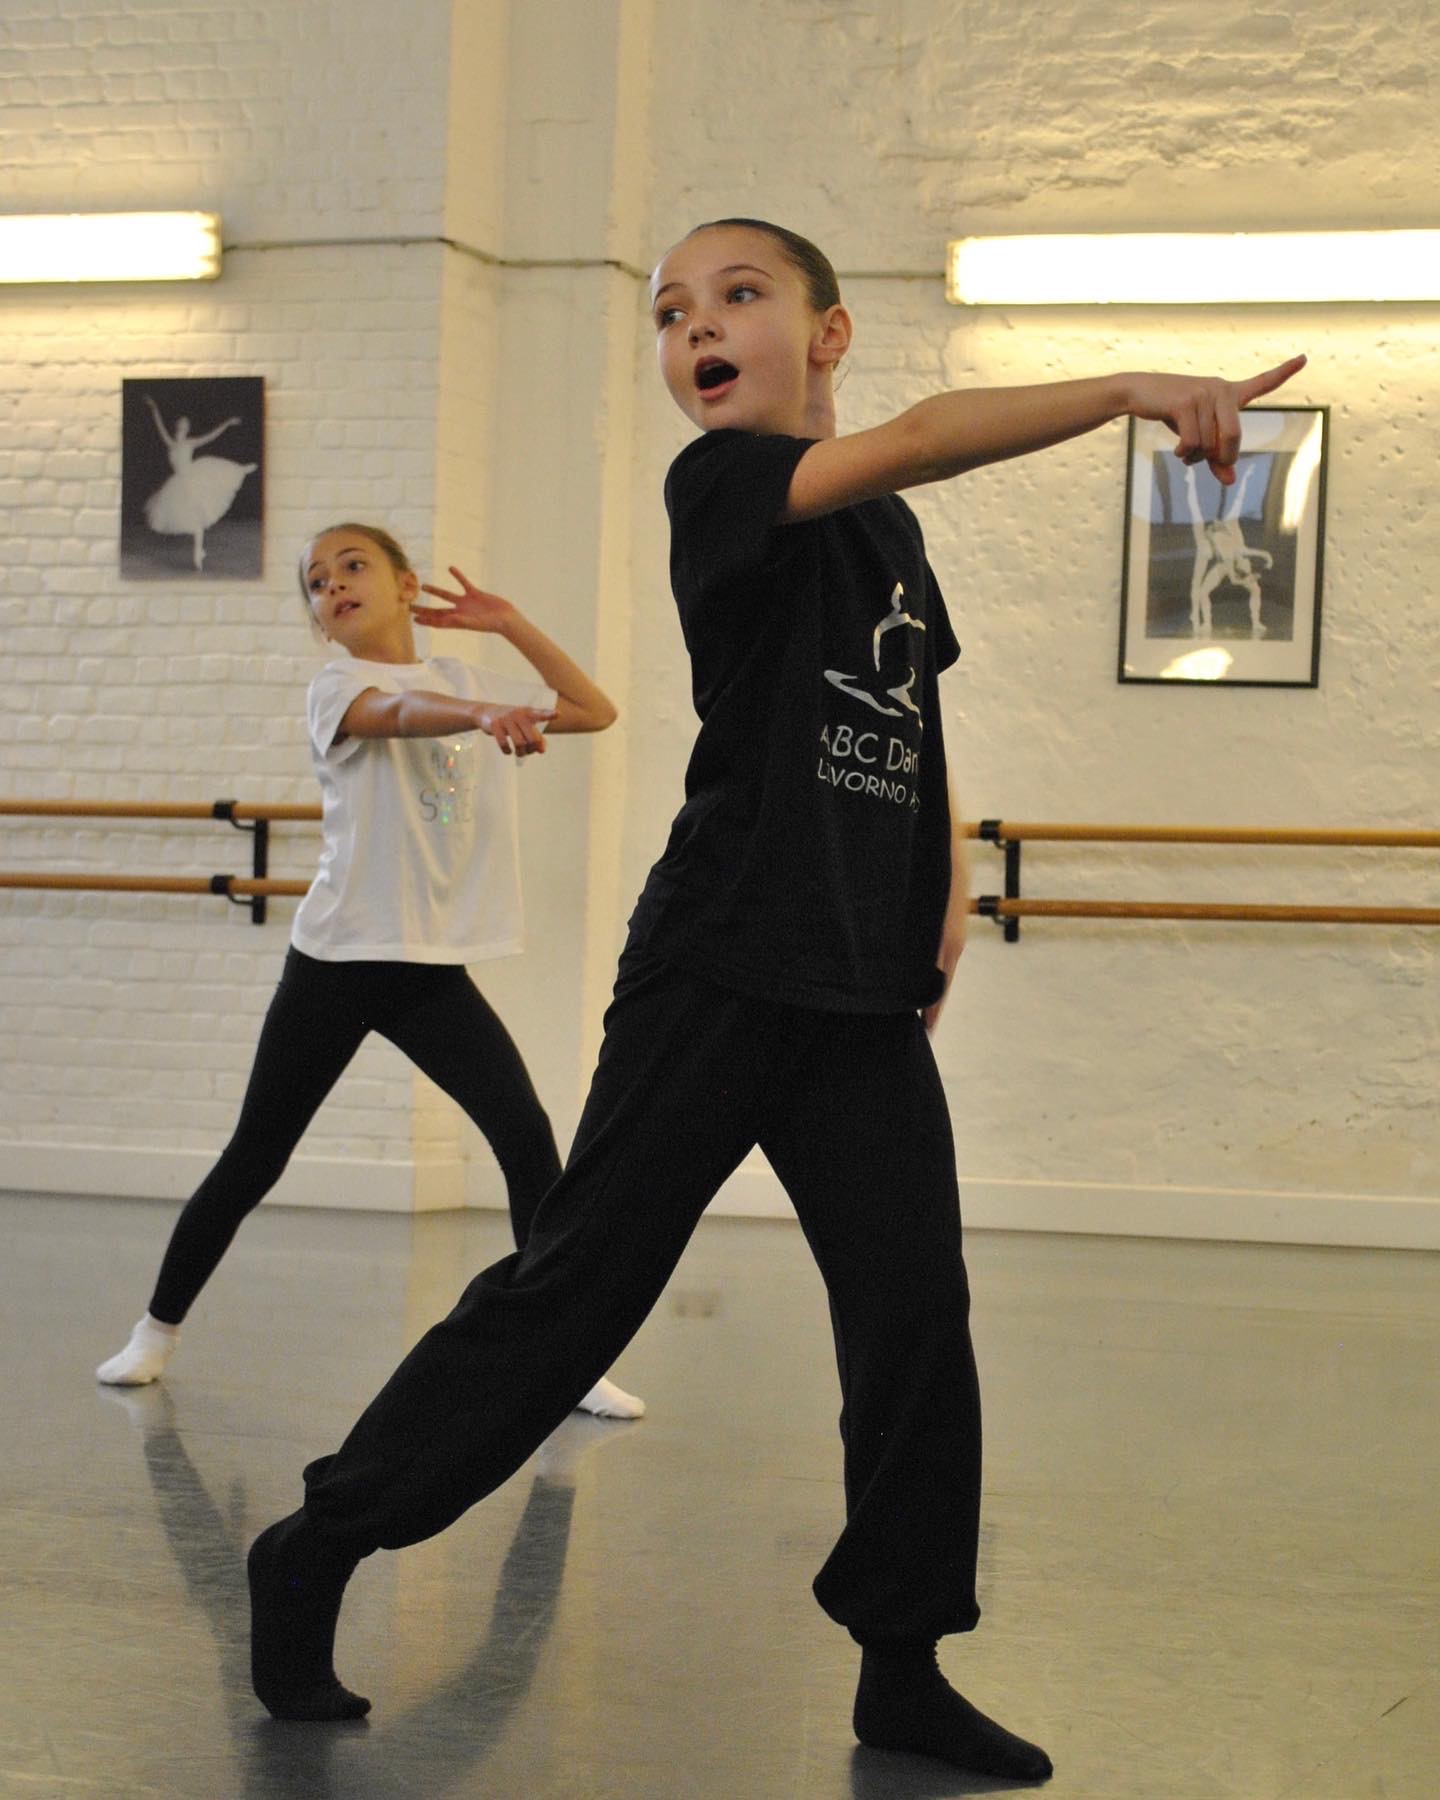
[3,1190,1437,1800]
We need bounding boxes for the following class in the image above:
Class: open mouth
[335,600,360,617]
[695,358,739,392]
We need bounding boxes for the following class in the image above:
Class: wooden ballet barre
[964,821,1440,849]
[0,799,321,823]
[0,795,321,923]
[6,806,1437,936]
[966,819,1440,940]
[972,897,1440,927]
[0,874,309,897]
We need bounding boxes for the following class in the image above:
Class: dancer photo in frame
[120,376,264,580]
[1120,406,1327,686]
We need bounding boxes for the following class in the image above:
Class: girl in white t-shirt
[97,522,643,1421]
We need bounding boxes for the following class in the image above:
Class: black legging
[147,948,561,1324]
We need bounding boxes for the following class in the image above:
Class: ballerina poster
[1119,406,1328,687]
[120,377,264,579]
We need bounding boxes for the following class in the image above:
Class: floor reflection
[848,1743,1028,1798]
[120,1383,581,1798]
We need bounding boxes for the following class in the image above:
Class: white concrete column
[449,1,655,1193]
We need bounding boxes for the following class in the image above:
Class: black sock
[248,1510,370,1722]
[853,1639,1053,1782]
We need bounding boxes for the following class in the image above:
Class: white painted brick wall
[1,0,651,1216]
[642,0,1440,265]
[0,0,457,1193]
[0,251,445,1175]
[0,0,451,238]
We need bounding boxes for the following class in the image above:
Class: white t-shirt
[290,655,556,964]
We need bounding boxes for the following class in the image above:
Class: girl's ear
[398,568,421,606]
[811,303,853,370]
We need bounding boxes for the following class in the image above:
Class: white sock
[575,1374,646,1420]
[95,1317,179,1387]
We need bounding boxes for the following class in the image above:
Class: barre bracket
[211,798,268,923]
[976,822,1022,942]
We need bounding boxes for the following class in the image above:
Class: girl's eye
[656,306,683,329]
[727,284,759,304]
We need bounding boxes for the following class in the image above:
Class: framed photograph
[1119,406,1327,686]
[120,376,264,579]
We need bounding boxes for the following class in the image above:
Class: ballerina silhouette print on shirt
[142,395,257,571]
[824,582,927,725]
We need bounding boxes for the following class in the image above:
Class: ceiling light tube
[947,231,1440,305]
[0,212,222,283]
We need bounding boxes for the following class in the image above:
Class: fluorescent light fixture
[0,212,222,283]
[947,231,1440,305]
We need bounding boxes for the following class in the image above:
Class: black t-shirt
[625,428,961,1014]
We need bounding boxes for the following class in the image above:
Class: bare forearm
[788,358,1305,522]
[495,611,617,732]
[788,375,1133,520]
[412,570,617,732]
[900,375,1133,485]
[342,689,483,740]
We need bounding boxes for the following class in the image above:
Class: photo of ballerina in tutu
[120,376,264,580]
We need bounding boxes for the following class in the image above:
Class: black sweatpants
[147,948,562,1324]
[301,953,982,1644]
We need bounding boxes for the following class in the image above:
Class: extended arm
[143,394,173,448]
[785,357,1307,524]
[189,416,241,449]
[412,568,618,734]
[336,688,555,758]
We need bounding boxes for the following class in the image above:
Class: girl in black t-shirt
[248,221,1303,1779]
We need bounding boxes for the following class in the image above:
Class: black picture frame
[1119,406,1328,686]
[120,376,264,580]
